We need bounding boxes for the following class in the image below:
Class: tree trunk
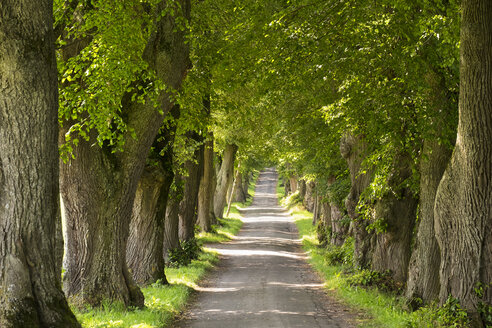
[232,171,247,203]
[226,166,241,216]
[304,181,315,212]
[243,172,250,198]
[126,167,170,286]
[164,175,183,263]
[178,135,204,241]
[434,1,492,321]
[370,152,418,284]
[331,204,348,247]
[126,106,179,286]
[289,176,298,193]
[340,134,375,270]
[298,179,307,200]
[0,2,80,326]
[197,132,215,232]
[406,142,452,303]
[284,178,291,195]
[60,0,191,308]
[317,201,332,246]
[213,144,238,218]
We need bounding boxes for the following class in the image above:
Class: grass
[75,171,260,328]
[276,177,416,328]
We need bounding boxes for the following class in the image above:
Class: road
[176,168,354,328]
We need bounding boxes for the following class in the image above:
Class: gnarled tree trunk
[61,0,191,308]
[126,107,178,286]
[164,174,183,263]
[213,144,238,218]
[179,134,204,241]
[304,181,316,212]
[370,152,418,284]
[340,134,375,269]
[232,171,247,203]
[434,1,492,322]
[331,203,348,247]
[197,132,215,232]
[0,2,80,326]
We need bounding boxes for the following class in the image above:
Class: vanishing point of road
[176,168,355,328]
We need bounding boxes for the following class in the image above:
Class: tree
[434,0,492,322]
[0,1,79,326]
[60,0,191,308]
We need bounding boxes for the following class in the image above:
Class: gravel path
[176,168,355,328]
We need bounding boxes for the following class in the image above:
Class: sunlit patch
[206,248,307,259]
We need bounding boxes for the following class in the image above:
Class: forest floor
[175,168,358,327]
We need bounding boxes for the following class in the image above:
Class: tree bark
[331,204,348,247]
[370,152,418,284]
[179,132,204,241]
[213,144,238,218]
[340,134,375,270]
[197,132,215,232]
[164,174,183,263]
[60,0,191,308]
[317,201,332,246]
[126,106,178,286]
[126,166,171,286]
[406,63,454,305]
[304,181,315,212]
[232,171,247,203]
[298,179,307,200]
[0,1,79,326]
[434,0,492,320]
[289,176,298,193]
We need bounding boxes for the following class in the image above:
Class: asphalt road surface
[176,168,354,328]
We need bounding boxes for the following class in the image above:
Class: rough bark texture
[317,201,332,246]
[164,174,183,263]
[61,0,191,308]
[406,132,453,302]
[0,1,80,326]
[304,181,316,212]
[370,153,418,284]
[434,1,492,321]
[289,176,298,193]
[197,132,215,232]
[284,178,291,195]
[340,134,375,269]
[298,179,307,200]
[331,203,348,247]
[232,171,247,203]
[126,106,178,286]
[213,144,238,218]
[179,134,204,241]
[126,166,170,286]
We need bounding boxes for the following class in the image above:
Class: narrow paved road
[176,168,354,328]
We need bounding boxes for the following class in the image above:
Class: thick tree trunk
[243,172,250,198]
[61,0,191,308]
[304,181,315,212]
[0,2,80,326]
[226,166,241,216]
[126,166,171,286]
[179,135,204,241]
[435,1,492,321]
[232,171,247,203]
[126,106,179,286]
[214,144,238,218]
[197,133,215,232]
[317,201,332,246]
[164,175,183,263]
[289,176,298,193]
[298,179,307,200]
[284,178,291,195]
[370,152,418,284]
[406,142,452,304]
[340,134,375,269]
[331,203,348,247]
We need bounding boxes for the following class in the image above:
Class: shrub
[324,237,354,267]
[346,269,402,293]
[168,238,201,267]
[406,297,471,328]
